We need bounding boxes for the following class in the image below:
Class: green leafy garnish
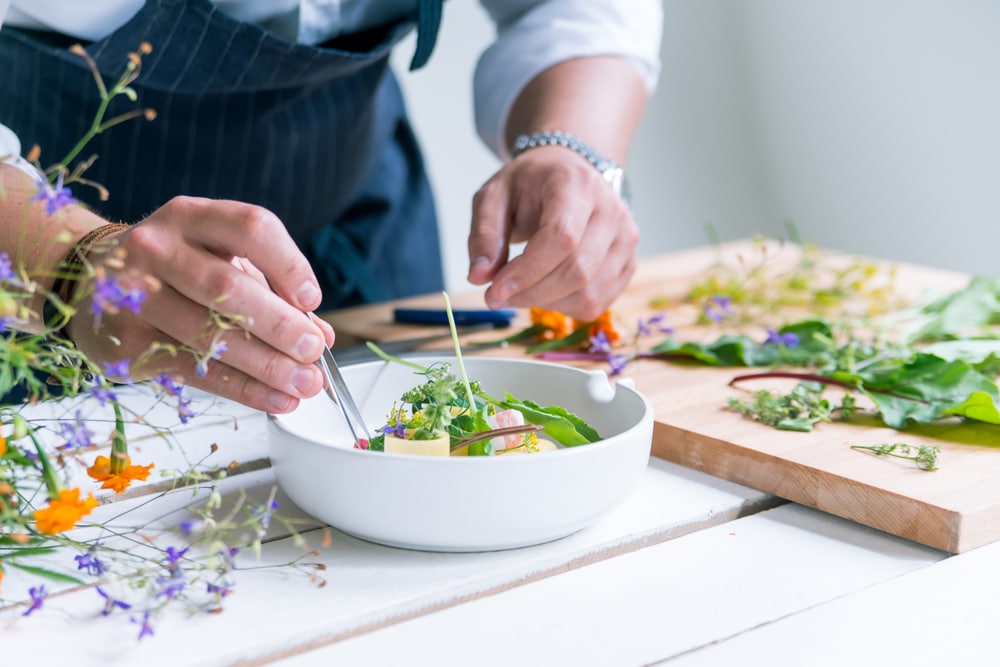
[365,293,603,454]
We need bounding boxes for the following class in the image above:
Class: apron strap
[409,0,445,70]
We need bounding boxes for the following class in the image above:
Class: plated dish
[268,356,653,551]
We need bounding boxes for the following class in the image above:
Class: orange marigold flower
[34,488,98,534]
[580,310,621,347]
[0,433,6,456]
[530,308,573,341]
[87,455,154,494]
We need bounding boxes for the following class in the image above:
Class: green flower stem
[365,341,427,371]
[727,370,932,406]
[110,400,128,474]
[450,424,544,452]
[442,292,478,417]
[27,429,62,500]
[54,63,139,179]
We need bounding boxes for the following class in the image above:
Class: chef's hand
[466,146,638,321]
[67,196,334,413]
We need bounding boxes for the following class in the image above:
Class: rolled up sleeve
[475,0,663,157]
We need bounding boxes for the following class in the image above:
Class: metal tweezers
[308,314,372,446]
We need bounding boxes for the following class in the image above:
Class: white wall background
[393,1,1000,292]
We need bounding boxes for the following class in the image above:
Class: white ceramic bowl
[268,356,653,551]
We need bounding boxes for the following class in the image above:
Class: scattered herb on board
[851,443,942,471]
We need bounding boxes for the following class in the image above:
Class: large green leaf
[941,391,1000,425]
[498,395,601,446]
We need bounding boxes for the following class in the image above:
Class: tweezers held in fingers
[317,344,372,447]
[306,312,371,447]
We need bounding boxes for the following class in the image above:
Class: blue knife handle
[393,308,517,328]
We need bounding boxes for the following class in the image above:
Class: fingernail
[268,391,294,412]
[494,281,516,302]
[297,333,322,358]
[471,255,491,269]
[292,367,316,394]
[297,282,321,308]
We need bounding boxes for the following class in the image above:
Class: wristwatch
[510,131,630,205]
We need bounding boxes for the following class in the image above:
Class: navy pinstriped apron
[0,0,445,310]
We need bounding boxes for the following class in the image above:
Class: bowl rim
[268,355,653,463]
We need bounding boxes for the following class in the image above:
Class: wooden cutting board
[323,241,998,553]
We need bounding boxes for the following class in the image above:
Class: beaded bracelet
[47,222,131,336]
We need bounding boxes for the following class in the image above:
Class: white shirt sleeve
[475,0,664,158]
[0,122,38,178]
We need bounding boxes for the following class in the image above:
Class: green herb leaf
[6,561,85,584]
[497,394,600,446]
[909,276,1000,341]
[526,324,593,354]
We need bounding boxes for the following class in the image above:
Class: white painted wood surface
[667,532,1000,667]
[287,504,947,667]
[2,390,978,667]
[1,394,777,666]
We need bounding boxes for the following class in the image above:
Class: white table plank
[278,504,947,667]
[0,458,772,666]
[666,532,1000,667]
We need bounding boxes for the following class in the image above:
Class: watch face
[602,167,630,206]
[603,167,624,194]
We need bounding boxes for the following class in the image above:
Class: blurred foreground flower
[33,488,99,534]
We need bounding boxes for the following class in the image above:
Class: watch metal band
[510,131,629,203]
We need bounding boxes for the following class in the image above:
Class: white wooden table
[5,382,991,667]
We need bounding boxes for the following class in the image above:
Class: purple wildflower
[96,587,132,615]
[177,396,196,424]
[381,422,406,438]
[58,411,93,451]
[0,316,12,332]
[132,611,155,640]
[152,373,196,423]
[608,354,630,376]
[195,338,228,377]
[589,329,612,354]
[638,311,673,337]
[764,328,800,348]
[216,545,239,570]
[178,519,201,536]
[162,545,189,572]
[31,170,78,216]
[156,570,186,600]
[0,252,17,282]
[75,549,106,576]
[153,373,183,396]
[206,580,233,598]
[209,339,227,359]
[704,295,734,324]
[250,500,280,532]
[23,585,47,616]
[92,274,146,318]
[88,384,117,406]
[102,359,133,384]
